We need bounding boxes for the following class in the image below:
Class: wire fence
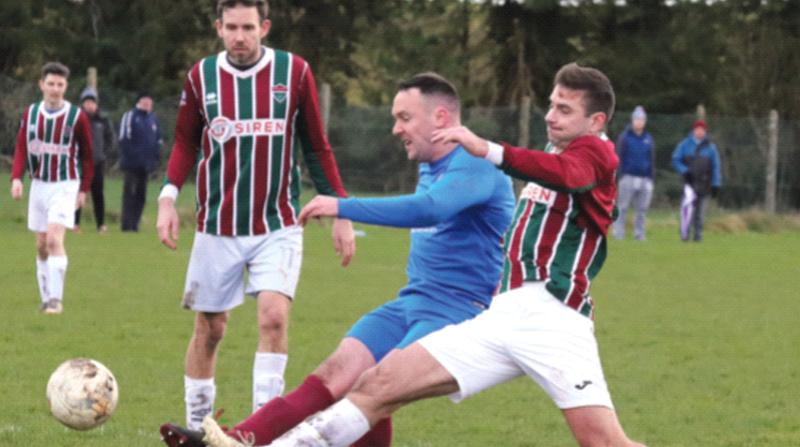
[2,74,798,211]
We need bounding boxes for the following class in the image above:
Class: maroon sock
[230,375,334,445]
[351,417,392,447]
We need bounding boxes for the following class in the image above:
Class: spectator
[119,92,162,232]
[612,105,655,241]
[671,119,722,242]
[74,87,115,233]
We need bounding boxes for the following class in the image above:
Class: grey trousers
[613,175,653,240]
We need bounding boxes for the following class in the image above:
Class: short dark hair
[217,0,269,21]
[397,72,460,110]
[41,62,70,80]
[554,63,615,122]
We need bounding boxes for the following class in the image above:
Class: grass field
[1,174,799,446]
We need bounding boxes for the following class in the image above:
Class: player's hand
[156,197,180,250]
[331,218,356,267]
[298,195,339,226]
[10,179,23,200]
[76,192,87,209]
[431,126,489,158]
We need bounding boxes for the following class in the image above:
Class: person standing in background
[612,105,655,241]
[672,119,721,242]
[119,92,162,232]
[74,87,115,233]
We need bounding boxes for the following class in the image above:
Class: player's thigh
[352,343,460,414]
[46,181,79,229]
[346,298,409,363]
[182,232,247,312]
[508,283,613,410]
[245,225,303,299]
[27,180,51,232]
[418,292,525,403]
[563,405,630,446]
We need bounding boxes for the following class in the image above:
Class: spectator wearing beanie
[75,87,115,233]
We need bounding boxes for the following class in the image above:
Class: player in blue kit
[160,72,515,447]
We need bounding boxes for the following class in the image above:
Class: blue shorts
[346,293,488,362]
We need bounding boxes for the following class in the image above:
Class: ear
[260,19,272,39]
[433,105,450,128]
[215,19,224,38]
[589,112,607,133]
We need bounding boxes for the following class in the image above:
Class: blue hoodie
[616,125,655,178]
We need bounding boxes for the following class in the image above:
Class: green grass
[1,174,799,446]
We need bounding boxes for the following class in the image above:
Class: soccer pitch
[1,175,798,446]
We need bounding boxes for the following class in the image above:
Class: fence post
[517,95,531,148]
[320,82,331,132]
[765,109,779,214]
[87,67,97,89]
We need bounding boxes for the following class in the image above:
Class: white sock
[184,376,215,431]
[36,258,49,304]
[253,352,287,412]
[46,256,67,301]
[272,399,370,447]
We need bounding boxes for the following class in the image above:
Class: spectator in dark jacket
[672,119,722,242]
[612,106,655,241]
[119,92,162,232]
[74,87,115,233]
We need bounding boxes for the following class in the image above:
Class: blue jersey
[338,146,515,307]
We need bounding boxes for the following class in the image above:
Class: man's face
[391,88,437,162]
[632,117,646,134]
[693,126,707,140]
[216,5,271,66]
[39,74,68,105]
[137,97,153,113]
[544,84,603,149]
[81,99,98,115]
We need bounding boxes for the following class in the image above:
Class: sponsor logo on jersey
[205,92,218,105]
[273,84,288,103]
[520,182,556,206]
[208,116,287,143]
[29,140,70,155]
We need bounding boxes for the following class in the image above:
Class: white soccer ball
[46,358,119,430]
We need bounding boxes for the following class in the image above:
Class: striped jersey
[12,101,94,191]
[497,135,618,319]
[166,47,347,236]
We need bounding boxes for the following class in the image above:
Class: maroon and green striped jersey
[166,47,348,236]
[12,101,94,192]
[497,136,618,319]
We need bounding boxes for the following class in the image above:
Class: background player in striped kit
[159,72,515,447]
[244,63,645,447]
[10,62,94,315]
[155,0,355,431]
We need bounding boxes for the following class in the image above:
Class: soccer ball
[46,358,119,430]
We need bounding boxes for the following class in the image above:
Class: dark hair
[41,62,70,80]
[217,0,269,21]
[397,72,460,109]
[554,63,615,122]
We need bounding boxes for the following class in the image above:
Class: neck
[45,99,64,110]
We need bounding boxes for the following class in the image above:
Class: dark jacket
[87,110,115,163]
[119,107,162,172]
[671,134,722,196]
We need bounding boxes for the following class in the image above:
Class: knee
[258,305,289,335]
[45,234,62,254]
[195,314,228,351]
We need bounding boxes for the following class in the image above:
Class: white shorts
[181,226,303,312]
[419,282,614,410]
[27,179,80,232]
